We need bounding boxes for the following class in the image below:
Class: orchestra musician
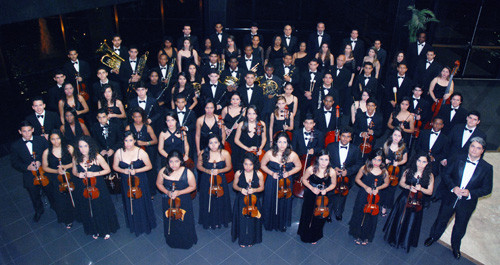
[26,97,61,140]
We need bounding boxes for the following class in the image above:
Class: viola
[313,184,330,218]
[359,121,374,156]
[334,164,349,196]
[363,179,380,216]
[57,158,75,193]
[165,183,186,235]
[75,73,89,101]
[256,121,263,136]
[31,152,49,187]
[388,164,400,186]
[324,105,341,147]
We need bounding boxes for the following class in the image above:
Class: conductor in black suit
[63,48,91,89]
[341,29,365,69]
[209,22,229,55]
[327,127,363,220]
[407,32,433,75]
[176,24,199,51]
[307,22,331,53]
[413,50,442,95]
[10,121,50,222]
[291,114,325,159]
[200,70,228,114]
[424,137,492,260]
[444,111,487,164]
[437,93,468,135]
[282,25,298,54]
[314,95,339,133]
[237,72,264,111]
[25,97,61,140]
[353,98,384,145]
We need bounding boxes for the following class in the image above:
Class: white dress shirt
[138,97,147,110]
[450,106,458,121]
[417,42,425,55]
[24,136,34,155]
[397,74,405,87]
[246,85,254,103]
[285,35,291,46]
[72,60,80,72]
[317,32,323,48]
[130,59,138,73]
[113,46,121,56]
[36,110,46,127]
[303,128,312,147]
[460,156,479,200]
[324,107,332,128]
[210,83,218,98]
[177,107,186,126]
[350,38,357,50]
[426,59,433,70]
[413,96,420,110]
[461,126,475,148]
[245,55,253,70]
[429,130,440,150]
[339,143,349,166]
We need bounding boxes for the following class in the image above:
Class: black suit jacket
[437,105,468,135]
[176,35,200,51]
[91,80,122,107]
[46,85,64,112]
[10,136,49,187]
[127,96,163,128]
[376,48,387,68]
[312,86,339,111]
[442,154,493,206]
[220,68,244,87]
[415,129,449,163]
[63,60,91,87]
[274,64,299,87]
[238,56,264,76]
[384,75,415,104]
[327,142,363,177]
[210,32,229,54]
[200,62,222,82]
[353,111,384,144]
[447,124,487,159]
[90,122,123,152]
[409,97,432,125]
[341,38,366,68]
[201,83,228,109]
[282,35,298,54]
[407,42,432,73]
[353,75,378,100]
[331,66,351,106]
[291,128,325,157]
[237,85,264,110]
[413,60,442,92]
[314,108,339,133]
[308,32,331,53]
[299,71,323,97]
[25,111,61,136]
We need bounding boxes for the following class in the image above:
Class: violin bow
[60,158,75,207]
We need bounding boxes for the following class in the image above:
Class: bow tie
[451,108,457,112]
[285,36,291,39]
[24,140,32,144]
[340,145,348,149]
[430,131,439,135]
[398,76,404,79]
[324,110,332,114]
[426,60,432,64]
[413,98,420,102]
[177,111,185,114]
[210,64,216,68]
[318,34,323,37]
[466,159,477,166]
[217,33,222,36]
[160,67,166,70]
[139,100,146,103]
[284,66,290,69]
[351,40,357,43]
[114,48,119,51]
[72,61,78,65]
[366,115,373,119]
[418,43,425,46]
[304,132,311,136]
[247,87,253,90]
[37,115,44,119]
[231,70,236,74]
[464,128,473,133]
[310,72,316,75]
[130,60,137,63]
[211,84,217,88]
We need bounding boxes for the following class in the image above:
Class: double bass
[126,164,143,215]
[359,121,374,157]
[324,105,341,147]
[32,152,49,187]
[208,161,224,213]
[57,158,75,207]
[165,183,186,235]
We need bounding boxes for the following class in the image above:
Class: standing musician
[340,29,365,70]
[62,48,91,90]
[412,49,442,96]
[26,97,61,140]
[174,96,196,158]
[237,72,264,111]
[170,73,197,110]
[298,59,322,122]
[297,150,336,244]
[424,137,492,260]
[327,127,363,221]
[280,83,298,117]
[201,52,221,81]
[60,108,90,146]
[97,85,127,127]
[221,93,245,166]
[10,121,50,222]
[209,22,229,55]
[384,62,414,118]
[274,54,298,87]
[407,32,433,75]
[242,22,263,48]
[58,83,90,125]
[312,72,339,111]
[353,62,378,101]
[158,110,190,167]
[152,53,177,88]
[332,55,352,113]
[307,22,331,53]
[176,24,200,51]
[409,86,432,130]
[72,136,119,239]
[348,149,389,245]
[195,99,227,156]
[260,132,302,232]
[314,95,338,133]
[269,96,294,145]
[41,130,76,228]
[261,64,283,124]
[445,110,486,163]
[47,70,66,112]
[353,98,384,146]
[238,46,264,76]
[234,105,267,170]
[196,134,233,229]
[231,152,265,248]
[156,150,197,249]
[113,131,156,236]
[220,57,244,95]
[437,92,467,135]
[291,114,325,160]
[90,109,123,165]
[119,45,144,96]
[282,24,298,54]
[200,70,227,114]
[92,67,122,110]
[127,86,162,134]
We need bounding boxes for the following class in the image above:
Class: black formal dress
[224,108,244,169]
[231,171,263,246]
[62,121,85,147]
[162,168,198,249]
[46,150,76,225]
[161,130,186,166]
[297,174,332,243]
[75,163,120,236]
[199,116,222,151]
[262,161,296,231]
[118,150,156,236]
[340,38,365,69]
[130,124,157,195]
[234,122,264,171]
[198,160,232,229]
[380,147,408,209]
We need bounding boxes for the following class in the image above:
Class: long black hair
[73,135,100,164]
[163,109,180,133]
[362,148,386,175]
[48,129,71,160]
[312,149,332,178]
[241,105,260,134]
[163,150,186,175]
[404,153,432,188]
[98,84,118,109]
[392,96,411,117]
[202,134,222,164]
[242,152,260,172]
[383,127,406,157]
[271,132,292,164]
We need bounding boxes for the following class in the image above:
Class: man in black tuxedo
[408,32,433,75]
[341,29,365,69]
[151,53,177,95]
[200,70,228,114]
[353,62,378,101]
[299,59,323,122]
[10,121,50,222]
[239,46,264,76]
[414,117,449,181]
[90,109,123,160]
[282,24,298,54]
[437,93,468,135]
[425,137,492,260]
[209,22,229,55]
[353,98,384,146]
[237,72,264,111]
[314,95,339,133]
[291,114,325,160]
[46,70,66,112]
[384,62,414,119]
[373,40,387,70]
[108,34,128,82]
[274,54,299,87]
[175,95,196,158]
[220,57,244,96]
[242,23,264,48]
[92,67,122,109]
[409,86,432,127]
[444,111,487,163]
[327,127,363,220]
[332,55,352,113]
[201,52,222,81]
[261,64,284,124]
[25,97,61,140]
[128,86,163,134]
[63,48,91,89]
[176,24,199,51]
[308,22,331,53]
[413,50,442,95]
[312,73,339,111]
[119,46,144,98]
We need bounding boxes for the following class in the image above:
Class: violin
[363,179,380,216]
[165,183,186,235]
[388,164,400,186]
[324,105,341,147]
[256,121,263,136]
[31,152,49,187]
[412,108,423,139]
[75,73,89,101]
[242,182,260,218]
[218,115,232,155]
[127,164,143,200]
[82,160,100,200]
[313,184,330,218]
[273,106,293,140]
[359,121,374,156]
[277,164,292,199]
[247,121,265,161]
[405,178,423,212]
[208,161,224,213]
[334,163,349,196]
[57,158,75,193]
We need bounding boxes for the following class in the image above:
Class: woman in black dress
[387,97,415,145]
[158,110,190,166]
[380,128,408,216]
[98,85,126,125]
[113,131,156,236]
[221,35,241,64]
[42,130,76,228]
[157,36,177,63]
[221,92,245,166]
[386,51,406,80]
[297,150,336,244]
[177,38,200,73]
[170,72,198,110]
[187,63,204,85]
[383,154,434,252]
[269,96,294,145]
[60,108,90,146]
[234,105,267,170]
[260,132,302,231]
[265,36,287,69]
[251,35,265,63]
[58,83,89,125]
[315,43,334,73]
[72,136,119,239]
[200,38,212,67]
[195,99,226,156]
[292,42,310,75]
[343,44,357,86]
[145,70,165,106]
[197,134,233,229]
[348,148,389,245]
[281,83,298,117]
[157,150,197,249]
[231,152,265,248]
[429,66,454,104]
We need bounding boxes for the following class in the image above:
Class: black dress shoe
[33,211,43,222]
[424,237,436,247]
[452,249,461,260]
[335,215,342,221]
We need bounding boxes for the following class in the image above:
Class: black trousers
[24,181,56,214]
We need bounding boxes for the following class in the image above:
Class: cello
[359,121,374,157]
[57,158,75,207]
[127,164,143,215]
[208,161,224,213]
[82,160,100,217]
[313,183,330,219]
[32,152,49,187]
[324,105,341,147]
[361,179,380,226]
[165,183,186,235]
[334,163,349,196]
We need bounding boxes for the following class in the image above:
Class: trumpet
[96,39,125,70]
[250,63,260,73]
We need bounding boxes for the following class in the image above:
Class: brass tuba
[96,39,125,70]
